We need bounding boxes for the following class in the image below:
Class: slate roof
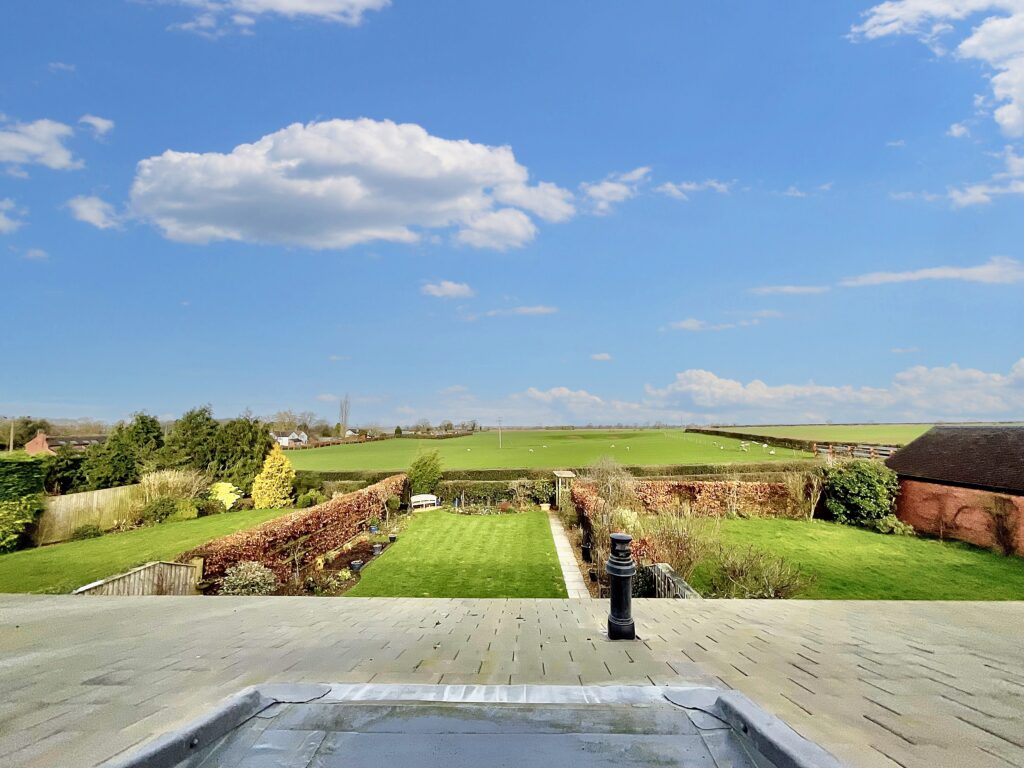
[885,426,1024,494]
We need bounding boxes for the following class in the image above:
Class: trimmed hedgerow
[0,456,46,502]
[0,495,44,552]
[183,474,407,585]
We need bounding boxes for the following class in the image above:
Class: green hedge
[0,455,47,501]
[437,479,555,505]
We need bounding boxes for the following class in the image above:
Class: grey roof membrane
[103,684,844,768]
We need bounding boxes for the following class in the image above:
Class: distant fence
[34,484,145,545]
[73,560,202,596]
[812,443,898,460]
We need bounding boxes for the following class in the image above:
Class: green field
[689,518,1024,600]
[728,424,933,445]
[347,509,566,598]
[0,508,290,594]
[289,429,811,472]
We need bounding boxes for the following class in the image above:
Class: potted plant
[388,534,398,543]
[539,502,551,512]
[372,543,383,556]
[351,559,364,573]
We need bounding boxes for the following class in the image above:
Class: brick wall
[896,478,1024,556]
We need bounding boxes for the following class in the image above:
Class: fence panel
[74,561,201,596]
[34,484,145,545]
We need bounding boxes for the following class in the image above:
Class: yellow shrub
[251,445,295,509]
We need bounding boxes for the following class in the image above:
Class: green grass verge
[0,508,291,594]
[346,509,567,598]
[688,518,1024,600]
[289,429,811,472]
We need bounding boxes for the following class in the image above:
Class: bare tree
[338,394,351,435]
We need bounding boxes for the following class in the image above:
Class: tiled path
[0,596,1022,768]
[547,511,590,598]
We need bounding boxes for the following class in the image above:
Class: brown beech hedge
[183,473,407,584]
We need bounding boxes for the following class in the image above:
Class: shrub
[209,415,274,493]
[156,406,219,472]
[219,561,279,596]
[195,498,227,517]
[43,446,86,495]
[394,425,402,436]
[71,523,104,540]
[822,460,898,528]
[583,457,638,514]
[234,497,255,511]
[324,480,368,496]
[80,413,163,490]
[209,481,242,510]
[408,450,442,494]
[296,489,327,509]
[251,445,296,509]
[703,545,810,599]
[631,514,721,582]
[873,513,915,536]
[0,495,43,552]
[141,469,210,503]
[139,497,178,525]
[0,455,46,501]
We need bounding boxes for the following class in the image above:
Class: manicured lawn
[0,508,291,594]
[688,518,1024,600]
[290,429,812,472]
[731,424,939,445]
[347,509,567,598]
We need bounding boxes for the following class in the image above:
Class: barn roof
[885,426,1024,494]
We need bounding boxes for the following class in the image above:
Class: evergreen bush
[251,445,296,509]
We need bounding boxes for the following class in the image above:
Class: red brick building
[23,431,106,456]
[886,427,1024,557]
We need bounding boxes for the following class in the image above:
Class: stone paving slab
[0,596,1022,767]
[547,511,590,598]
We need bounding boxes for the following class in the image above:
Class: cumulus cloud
[79,115,114,138]
[656,178,733,201]
[853,1,1024,136]
[0,118,82,172]
[669,311,779,332]
[591,352,612,361]
[840,256,1024,286]
[167,0,390,36]
[581,166,650,214]
[948,121,971,137]
[421,280,474,299]
[0,199,24,234]
[128,118,572,251]
[67,195,121,229]
[949,145,1024,205]
[644,359,1024,421]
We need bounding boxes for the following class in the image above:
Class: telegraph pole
[497,417,502,449]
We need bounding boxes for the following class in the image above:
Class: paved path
[0,596,1022,768]
[547,512,590,598]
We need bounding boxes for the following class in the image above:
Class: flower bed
[182,474,406,583]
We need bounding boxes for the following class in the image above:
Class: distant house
[345,429,358,438]
[24,431,106,456]
[886,426,1024,556]
[270,430,309,448]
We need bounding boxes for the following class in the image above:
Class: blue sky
[2,0,1023,426]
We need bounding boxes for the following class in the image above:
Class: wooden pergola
[553,470,576,510]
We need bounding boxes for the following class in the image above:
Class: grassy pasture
[347,509,566,598]
[689,518,1024,600]
[288,429,811,472]
[727,424,934,445]
[0,508,291,594]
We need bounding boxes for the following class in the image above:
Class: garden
[563,457,1024,601]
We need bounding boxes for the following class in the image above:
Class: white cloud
[316,393,339,402]
[0,118,82,172]
[128,118,571,251]
[948,121,971,137]
[669,310,778,332]
[891,346,921,354]
[840,256,1024,286]
[485,305,558,317]
[782,185,808,198]
[0,199,24,234]
[591,352,612,361]
[168,0,390,36]
[581,166,650,214]
[750,284,830,295]
[422,280,474,299]
[440,384,468,395]
[48,62,75,73]
[67,195,121,229]
[455,209,537,250]
[644,358,1024,421]
[493,181,575,222]
[327,354,350,362]
[22,248,48,261]
[656,178,733,201]
[889,190,944,201]
[79,114,114,138]
[887,138,907,147]
[853,2,1024,136]
[949,145,1024,204]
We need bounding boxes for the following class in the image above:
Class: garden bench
[411,493,440,510]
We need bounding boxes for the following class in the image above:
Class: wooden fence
[73,560,202,596]
[812,443,898,460]
[34,484,145,545]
